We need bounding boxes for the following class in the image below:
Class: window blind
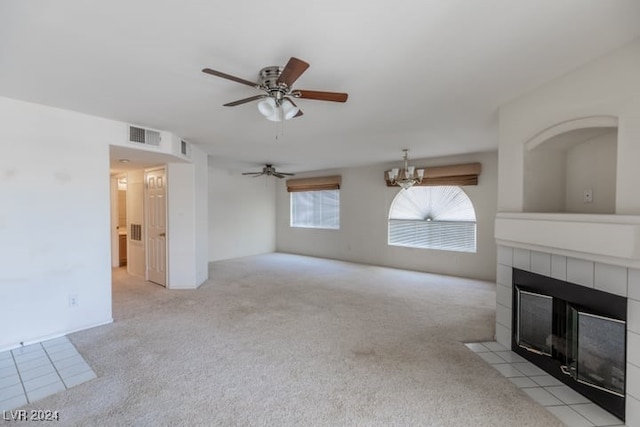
[388,219,476,252]
[388,186,477,253]
[290,189,340,229]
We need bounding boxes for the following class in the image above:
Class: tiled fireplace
[512,267,627,419]
[494,232,640,424]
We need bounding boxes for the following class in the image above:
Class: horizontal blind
[388,219,476,252]
[291,190,339,229]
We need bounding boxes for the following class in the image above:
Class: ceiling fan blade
[241,172,264,176]
[202,68,259,88]
[273,173,286,179]
[276,57,310,87]
[294,90,348,103]
[279,172,296,176]
[223,95,267,107]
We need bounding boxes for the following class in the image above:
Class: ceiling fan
[241,164,295,179]
[202,57,348,121]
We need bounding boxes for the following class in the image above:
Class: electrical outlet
[583,189,593,203]
[69,294,78,308]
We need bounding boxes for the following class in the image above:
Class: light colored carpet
[16,253,563,426]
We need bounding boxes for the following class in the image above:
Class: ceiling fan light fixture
[258,97,299,122]
[257,97,277,118]
[281,99,299,120]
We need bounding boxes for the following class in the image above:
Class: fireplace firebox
[512,269,627,420]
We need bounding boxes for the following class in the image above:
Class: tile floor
[0,336,96,411]
[466,341,625,427]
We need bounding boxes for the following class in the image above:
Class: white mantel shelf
[495,212,640,269]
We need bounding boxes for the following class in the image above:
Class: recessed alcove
[523,122,617,214]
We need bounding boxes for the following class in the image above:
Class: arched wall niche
[523,116,618,214]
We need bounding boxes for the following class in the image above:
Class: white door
[145,168,167,286]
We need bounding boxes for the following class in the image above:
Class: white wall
[0,97,115,351]
[276,151,498,281]
[565,131,617,213]
[167,145,209,289]
[523,148,566,212]
[208,167,276,262]
[0,96,209,350]
[498,38,640,214]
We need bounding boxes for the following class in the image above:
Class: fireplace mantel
[495,212,640,269]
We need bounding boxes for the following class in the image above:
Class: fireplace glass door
[516,289,553,356]
[568,307,625,397]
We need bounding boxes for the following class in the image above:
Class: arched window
[388,186,476,252]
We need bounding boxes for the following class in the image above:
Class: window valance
[385,163,481,187]
[286,175,342,192]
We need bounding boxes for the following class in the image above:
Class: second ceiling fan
[202,57,348,121]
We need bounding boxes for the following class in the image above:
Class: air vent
[181,140,191,157]
[130,224,142,241]
[129,126,161,146]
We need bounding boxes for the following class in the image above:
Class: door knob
[159,232,166,237]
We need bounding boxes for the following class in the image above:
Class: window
[290,189,340,229]
[388,186,476,252]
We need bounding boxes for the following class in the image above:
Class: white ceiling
[1,1,639,173]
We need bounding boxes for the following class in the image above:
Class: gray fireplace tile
[628,299,640,335]
[531,251,551,277]
[464,343,490,353]
[497,264,512,287]
[478,352,504,364]
[497,246,513,267]
[570,403,623,426]
[496,284,512,309]
[629,269,640,301]
[567,258,594,288]
[594,263,627,297]
[626,394,640,427]
[481,341,508,352]
[551,255,567,281]
[509,376,538,388]
[495,351,526,363]
[492,363,526,378]
[530,374,563,387]
[513,248,531,271]
[512,362,547,377]
[522,387,564,406]
[628,331,640,367]
[627,361,640,401]
[545,405,594,427]
[496,303,511,329]
[495,323,511,348]
[545,385,591,405]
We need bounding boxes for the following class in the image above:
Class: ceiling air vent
[129,126,161,146]
[181,140,191,157]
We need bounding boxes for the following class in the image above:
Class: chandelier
[387,149,424,190]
